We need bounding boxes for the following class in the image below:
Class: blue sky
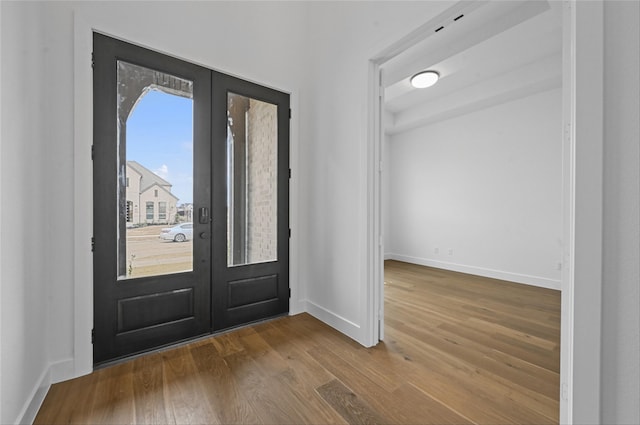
[127,90,194,204]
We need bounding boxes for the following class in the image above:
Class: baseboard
[289,294,306,316]
[303,300,364,344]
[50,358,75,384]
[386,253,562,291]
[15,368,50,425]
[14,358,76,425]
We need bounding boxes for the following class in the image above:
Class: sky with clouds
[127,89,194,204]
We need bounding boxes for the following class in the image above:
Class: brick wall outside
[246,98,278,263]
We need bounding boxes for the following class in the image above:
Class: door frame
[72,17,301,378]
[366,1,603,424]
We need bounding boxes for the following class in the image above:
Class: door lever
[198,207,210,224]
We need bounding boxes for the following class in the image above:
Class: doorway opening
[369,1,570,423]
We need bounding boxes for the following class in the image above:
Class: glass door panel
[211,71,289,332]
[116,61,194,279]
[227,93,279,267]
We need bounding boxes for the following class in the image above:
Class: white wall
[0,2,50,423]
[386,88,562,289]
[601,1,640,423]
[299,1,450,341]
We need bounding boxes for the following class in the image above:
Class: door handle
[198,207,210,224]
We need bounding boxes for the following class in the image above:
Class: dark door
[93,33,289,365]
[211,72,290,331]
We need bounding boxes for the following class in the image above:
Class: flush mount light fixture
[410,70,440,88]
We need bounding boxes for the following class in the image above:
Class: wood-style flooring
[35,260,561,424]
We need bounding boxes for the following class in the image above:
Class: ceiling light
[410,70,439,89]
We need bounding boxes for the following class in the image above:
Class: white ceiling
[382,0,562,135]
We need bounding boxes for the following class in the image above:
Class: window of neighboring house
[126,201,133,222]
[158,202,167,221]
[154,189,158,197]
[146,202,154,220]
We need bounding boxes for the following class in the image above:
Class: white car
[159,223,193,242]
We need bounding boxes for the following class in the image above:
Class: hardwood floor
[35,260,560,424]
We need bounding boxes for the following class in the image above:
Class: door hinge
[91,52,95,69]
[91,145,95,160]
[288,228,291,238]
[91,237,95,252]
[289,168,292,179]
[564,122,572,144]
[289,108,292,119]
[288,288,291,299]
[91,328,95,344]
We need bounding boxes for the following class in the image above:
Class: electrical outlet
[434,247,440,254]
[448,249,454,256]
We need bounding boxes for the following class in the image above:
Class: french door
[93,33,289,365]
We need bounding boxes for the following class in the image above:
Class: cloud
[154,164,169,179]
[182,141,193,152]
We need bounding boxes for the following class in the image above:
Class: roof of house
[127,160,173,193]
[144,182,179,201]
